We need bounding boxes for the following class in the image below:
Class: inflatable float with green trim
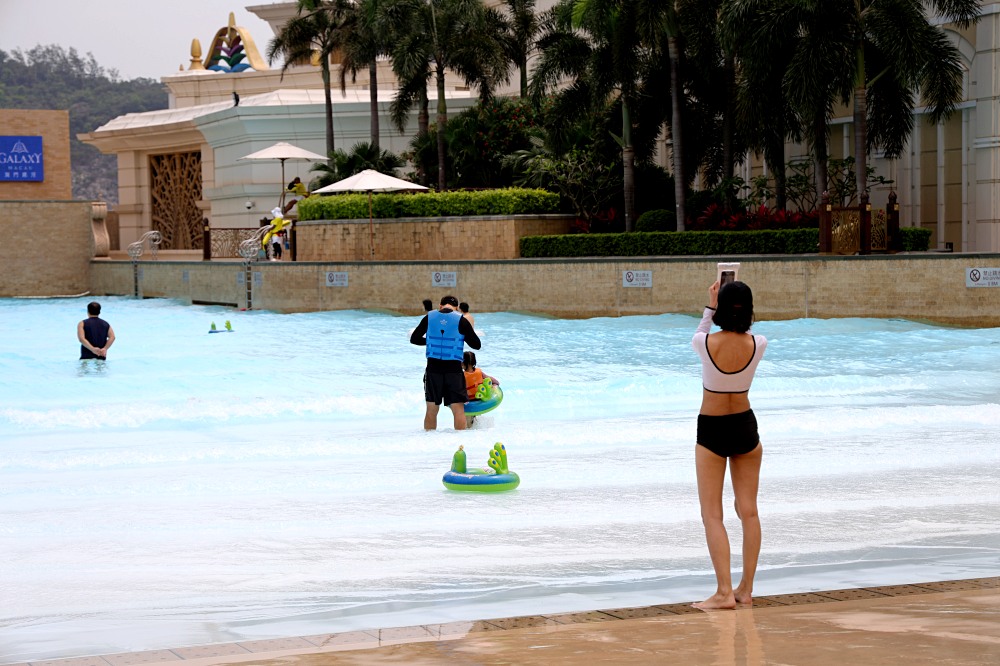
[464,376,503,417]
[442,443,520,492]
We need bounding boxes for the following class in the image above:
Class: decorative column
[973,9,1000,251]
[91,201,110,257]
[819,191,832,254]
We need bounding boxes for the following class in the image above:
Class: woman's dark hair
[713,281,754,333]
[459,302,470,314]
[463,351,477,370]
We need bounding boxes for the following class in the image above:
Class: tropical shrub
[635,209,676,232]
[900,227,932,251]
[308,142,404,190]
[406,97,544,189]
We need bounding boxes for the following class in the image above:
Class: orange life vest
[464,368,484,400]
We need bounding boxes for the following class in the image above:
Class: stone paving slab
[9,577,999,666]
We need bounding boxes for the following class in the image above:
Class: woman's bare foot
[734,586,753,605]
[692,592,736,610]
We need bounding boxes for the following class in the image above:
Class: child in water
[463,351,499,402]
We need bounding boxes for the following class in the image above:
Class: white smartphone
[717,262,740,287]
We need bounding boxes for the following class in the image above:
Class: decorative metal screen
[211,228,261,258]
[149,152,203,250]
[871,209,887,251]
[831,209,860,255]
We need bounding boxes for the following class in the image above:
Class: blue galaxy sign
[0,136,44,182]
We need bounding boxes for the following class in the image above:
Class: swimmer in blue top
[691,280,767,610]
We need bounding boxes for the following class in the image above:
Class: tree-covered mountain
[0,45,168,203]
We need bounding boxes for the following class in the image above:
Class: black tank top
[81,317,110,359]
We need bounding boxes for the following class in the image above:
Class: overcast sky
[0,1,280,80]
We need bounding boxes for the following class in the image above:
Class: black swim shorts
[423,370,467,406]
[696,409,760,458]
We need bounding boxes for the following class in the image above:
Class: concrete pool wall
[87,252,1000,327]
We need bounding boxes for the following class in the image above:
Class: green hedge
[519,229,821,257]
[297,187,559,220]
[519,226,933,257]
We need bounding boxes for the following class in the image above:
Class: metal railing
[126,230,162,261]
[239,226,272,263]
[126,231,162,298]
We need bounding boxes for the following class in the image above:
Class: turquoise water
[2,296,999,662]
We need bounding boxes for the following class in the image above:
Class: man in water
[410,295,481,430]
[78,301,115,359]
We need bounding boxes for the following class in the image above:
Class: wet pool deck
[8,577,999,666]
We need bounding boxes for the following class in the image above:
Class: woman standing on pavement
[691,280,767,609]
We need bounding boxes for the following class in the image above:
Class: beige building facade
[79,4,477,252]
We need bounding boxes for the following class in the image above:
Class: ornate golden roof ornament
[202,11,268,72]
[188,38,205,71]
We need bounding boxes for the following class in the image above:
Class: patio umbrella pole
[238,142,327,214]
[311,170,428,261]
[279,159,286,210]
[368,190,374,258]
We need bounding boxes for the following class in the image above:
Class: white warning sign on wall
[432,271,457,288]
[966,267,1000,288]
[325,271,349,287]
[622,270,652,288]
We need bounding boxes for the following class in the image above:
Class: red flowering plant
[689,203,819,231]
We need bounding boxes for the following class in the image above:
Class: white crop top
[692,307,767,394]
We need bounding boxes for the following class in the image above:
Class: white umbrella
[238,141,328,209]
[313,169,428,258]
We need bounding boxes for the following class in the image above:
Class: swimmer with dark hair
[459,301,475,328]
[691,279,767,610]
[410,295,481,431]
[462,351,498,401]
[78,301,116,360]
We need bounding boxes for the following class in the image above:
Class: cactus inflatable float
[442,443,520,492]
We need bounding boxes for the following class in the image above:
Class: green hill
[0,45,167,203]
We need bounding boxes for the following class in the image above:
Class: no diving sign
[623,270,652,288]
[966,267,1000,288]
[432,271,457,288]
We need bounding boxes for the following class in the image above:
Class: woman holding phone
[691,279,767,609]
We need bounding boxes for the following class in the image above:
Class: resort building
[77,1,1000,254]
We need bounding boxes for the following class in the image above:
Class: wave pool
[1,296,998,662]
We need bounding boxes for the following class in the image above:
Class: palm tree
[719,2,805,211]
[532,0,670,231]
[724,0,980,203]
[379,0,433,184]
[845,0,979,199]
[497,0,541,98]
[267,0,353,157]
[338,0,387,149]
[382,0,508,190]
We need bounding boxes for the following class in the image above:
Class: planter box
[294,214,575,261]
